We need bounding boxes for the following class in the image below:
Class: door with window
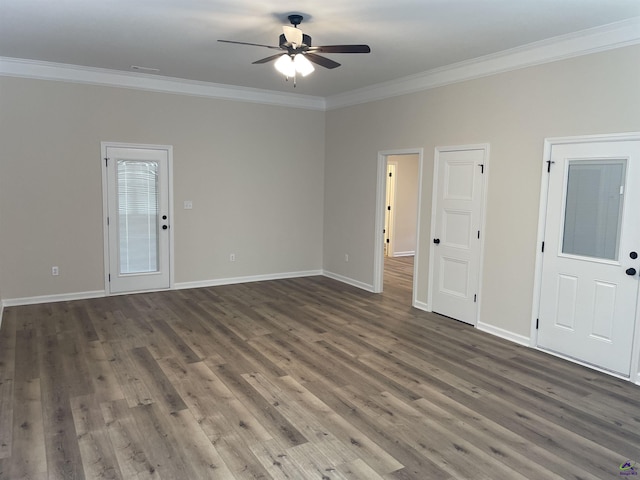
[538,139,640,376]
[103,144,172,294]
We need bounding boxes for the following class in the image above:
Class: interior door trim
[532,132,640,385]
[100,141,175,295]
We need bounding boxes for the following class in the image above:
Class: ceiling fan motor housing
[287,14,304,26]
[279,33,312,49]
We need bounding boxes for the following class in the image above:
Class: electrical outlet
[345,254,349,262]
[52,266,59,276]
[184,200,193,209]
[229,253,236,262]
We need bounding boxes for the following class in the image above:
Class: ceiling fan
[218,14,370,85]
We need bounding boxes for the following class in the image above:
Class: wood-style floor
[1,256,639,479]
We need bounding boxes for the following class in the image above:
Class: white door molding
[101,141,175,295]
[374,148,424,308]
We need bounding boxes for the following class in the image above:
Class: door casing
[384,162,398,257]
[374,149,424,304]
[101,141,175,295]
[532,132,640,384]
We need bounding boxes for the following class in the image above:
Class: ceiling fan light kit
[218,14,370,87]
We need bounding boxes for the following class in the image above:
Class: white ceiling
[1,0,639,98]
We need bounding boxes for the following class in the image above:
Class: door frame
[373,148,424,306]
[427,143,490,326]
[101,141,175,295]
[532,132,640,384]
[384,161,398,257]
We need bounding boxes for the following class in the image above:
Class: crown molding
[0,57,326,111]
[325,17,640,110]
[1,17,638,112]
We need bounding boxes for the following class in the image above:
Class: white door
[103,145,172,294]
[538,140,640,376]
[431,147,486,325]
[384,163,397,257]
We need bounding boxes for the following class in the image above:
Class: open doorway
[374,149,424,306]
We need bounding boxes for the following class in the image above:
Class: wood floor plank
[0,308,17,459]
[6,379,47,480]
[158,358,274,446]
[130,346,188,413]
[38,334,86,480]
[70,394,123,480]
[249,438,309,480]
[102,342,154,408]
[1,257,639,479]
[210,361,309,448]
[80,340,125,403]
[100,399,160,479]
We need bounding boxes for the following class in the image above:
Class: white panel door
[104,146,171,294]
[431,148,486,325]
[538,140,640,376]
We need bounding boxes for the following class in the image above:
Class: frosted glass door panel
[562,160,625,261]
[117,160,160,274]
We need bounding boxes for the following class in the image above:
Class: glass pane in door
[562,160,625,260]
[117,160,159,274]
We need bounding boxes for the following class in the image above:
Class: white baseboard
[412,299,430,311]
[322,271,375,293]
[0,300,4,330]
[477,321,530,346]
[175,270,323,290]
[636,373,640,386]
[392,251,415,257]
[2,290,106,307]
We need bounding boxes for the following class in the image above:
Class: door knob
[626,267,637,276]
[631,251,638,259]
[162,225,168,230]
[433,238,440,244]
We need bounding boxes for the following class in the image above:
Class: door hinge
[387,205,391,211]
[108,274,111,282]
[541,241,545,253]
[386,238,389,243]
[536,318,539,329]
[105,157,109,167]
[107,216,110,226]
[546,160,554,172]
[478,164,484,174]
[474,294,477,303]
[477,230,480,239]
[389,172,392,177]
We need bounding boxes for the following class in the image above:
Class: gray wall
[0,78,325,299]
[323,45,640,340]
[388,154,419,256]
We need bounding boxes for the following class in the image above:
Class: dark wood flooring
[1,256,639,479]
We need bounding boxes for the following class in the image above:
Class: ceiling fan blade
[218,39,281,50]
[310,45,371,54]
[304,53,341,69]
[252,53,286,65]
[283,26,303,46]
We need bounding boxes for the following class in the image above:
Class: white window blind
[117,160,159,274]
